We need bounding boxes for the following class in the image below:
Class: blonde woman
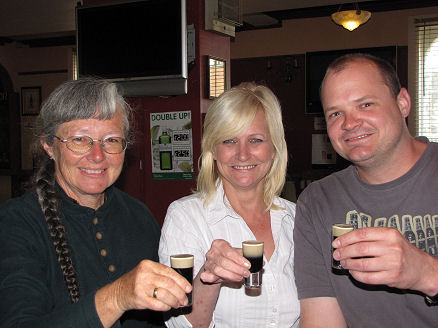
[159,82,300,328]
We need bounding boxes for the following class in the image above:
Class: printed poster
[150,110,194,180]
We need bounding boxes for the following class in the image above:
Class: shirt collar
[205,182,239,225]
[205,180,291,225]
[55,182,114,216]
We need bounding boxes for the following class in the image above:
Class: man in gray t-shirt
[294,53,438,327]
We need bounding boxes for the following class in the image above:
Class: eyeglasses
[53,135,127,154]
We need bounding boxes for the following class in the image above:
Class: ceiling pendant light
[331,2,371,31]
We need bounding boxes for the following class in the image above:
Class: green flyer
[150,110,193,180]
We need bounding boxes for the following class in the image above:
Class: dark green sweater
[0,185,164,328]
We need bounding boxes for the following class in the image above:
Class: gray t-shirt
[294,140,438,327]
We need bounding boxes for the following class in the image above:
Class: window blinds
[414,18,438,142]
[208,57,226,99]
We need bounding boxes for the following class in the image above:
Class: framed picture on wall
[21,86,41,116]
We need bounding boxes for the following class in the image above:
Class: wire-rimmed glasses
[53,135,127,154]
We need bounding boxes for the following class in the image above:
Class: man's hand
[332,227,438,295]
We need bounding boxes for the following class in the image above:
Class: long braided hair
[32,78,132,303]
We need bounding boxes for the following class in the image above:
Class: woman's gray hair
[31,77,132,303]
[38,77,133,146]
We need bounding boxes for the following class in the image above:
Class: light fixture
[331,2,371,31]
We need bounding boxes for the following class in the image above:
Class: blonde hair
[197,82,288,210]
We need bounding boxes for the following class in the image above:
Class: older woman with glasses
[0,78,191,328]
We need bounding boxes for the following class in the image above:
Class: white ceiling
[0,0,377,39]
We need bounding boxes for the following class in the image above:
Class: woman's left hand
[115,259,192,311]
[95,259,192,328]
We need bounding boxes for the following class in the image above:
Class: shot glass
[242,240,264,289]
[332,224,354,270]
[170,254,194,306]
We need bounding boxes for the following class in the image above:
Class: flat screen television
[305,46,397,115]
[76,0,187,97]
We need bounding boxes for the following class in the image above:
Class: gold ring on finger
[152,287,158,299]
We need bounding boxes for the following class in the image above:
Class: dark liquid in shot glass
[173,267,193,304]
[242,240,264,289]
[332,224,354,271]
[170,254,194,306]
[332,235,342,269]
[246,256,263,273]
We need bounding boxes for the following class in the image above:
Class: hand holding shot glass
[170,254,194,306]
[242,240,264,289]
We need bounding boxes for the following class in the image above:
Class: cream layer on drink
[242,241,264,273]
[170,254,194,269]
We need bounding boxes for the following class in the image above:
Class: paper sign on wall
[150,110,194,180]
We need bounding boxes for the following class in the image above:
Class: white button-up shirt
[159,184,300,328]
